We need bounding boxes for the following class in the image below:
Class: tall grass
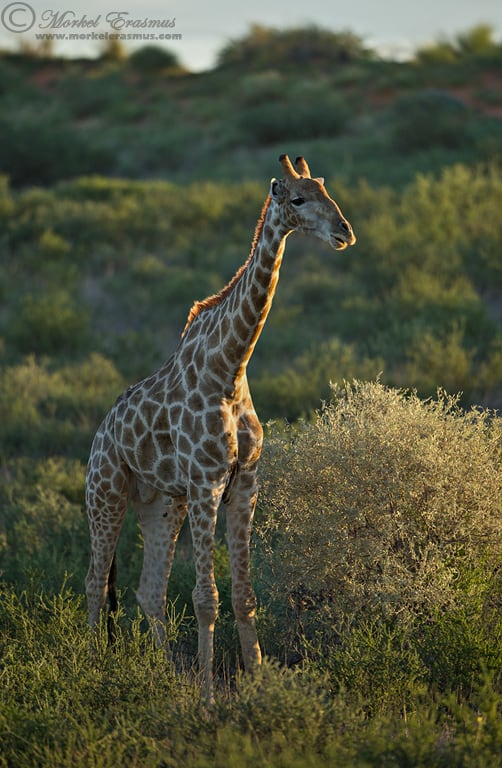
[1,584,501,767]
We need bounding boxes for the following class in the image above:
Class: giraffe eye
[291,196,305,206]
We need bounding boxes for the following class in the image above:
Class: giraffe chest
[169,401,239,477]
[113,389,239,494]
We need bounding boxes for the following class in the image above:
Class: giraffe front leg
[187,484,221,705]
[224,467,262,674]
[134,487,187,649]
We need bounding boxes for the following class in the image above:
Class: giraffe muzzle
[331,220,356,250]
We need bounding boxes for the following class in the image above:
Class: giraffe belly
[133,453,186,497]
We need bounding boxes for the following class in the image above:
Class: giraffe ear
[314,177,325,186]
[270,178,284,199]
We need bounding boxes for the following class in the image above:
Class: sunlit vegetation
[1,163,500,422]
[1,25,501,767]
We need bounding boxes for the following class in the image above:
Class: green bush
[236,71,285,107]
[0,457,87,589]
[0,112,113,186]
[456,24,502,57]
[392,90,473,151]
[218,24,372,71]
[9,291,91,356]
[0,354,124,459]
[416,25,502,64]
[56,71,130,119]
[129,45,181,74]
[403,325,476,397]
[0,586,196,767]
[252,339,382,421]
[37,228,72,261]
[237,94,351,145]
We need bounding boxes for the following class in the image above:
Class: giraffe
[85,153,356,702]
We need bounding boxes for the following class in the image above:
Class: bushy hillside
[0,163,500,431]
[0,24,501,187]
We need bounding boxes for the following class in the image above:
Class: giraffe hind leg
[106,551,118,644]
[85,453,130,643]
[85,532,124,647]
[85,507,125,644]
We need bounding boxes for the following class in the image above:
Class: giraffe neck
[194,197,291,385]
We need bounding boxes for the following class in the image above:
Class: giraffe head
[270,154,356,250]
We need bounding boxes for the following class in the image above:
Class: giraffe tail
[107,552,118,645]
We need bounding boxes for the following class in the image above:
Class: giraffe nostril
[339,220,350,233]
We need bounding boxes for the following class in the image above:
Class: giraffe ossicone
[85,154,356,703]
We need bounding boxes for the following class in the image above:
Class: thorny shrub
[256,380,502,637]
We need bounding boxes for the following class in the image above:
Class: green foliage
[457,24,501,57]
[252,339,382,420]
[417,24,502,63]
[228,660,333,750]
[0,354,124,459]
[129,45,181,74]
[0,587,198,767]
[0,163,501,419]
[1,522,501,767]
[1,29,501,187]
[56,70,130,119]
[0,457,87,590]
[392,90,473,151]
[236,92,351,145]
[9,290,91,356]
[218,24,373,71]
[0,110,113,186]
[99,37,128,62]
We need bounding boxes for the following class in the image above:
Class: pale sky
[1,0,501,68]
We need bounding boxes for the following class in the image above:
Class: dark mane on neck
[181,194,272,338]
